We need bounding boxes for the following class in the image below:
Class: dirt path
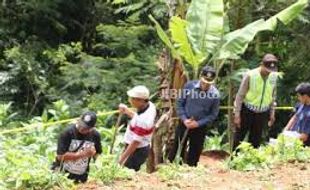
[79,152,310,190]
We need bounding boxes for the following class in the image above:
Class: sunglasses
[263,61,277,65]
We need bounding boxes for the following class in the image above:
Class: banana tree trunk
[146,0,189,173]
[147,51,187,173]
[147,50,170,172]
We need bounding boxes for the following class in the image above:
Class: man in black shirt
[54,111,102,183]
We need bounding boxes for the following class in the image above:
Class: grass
[89,154,134,184]
[157,163,206,182]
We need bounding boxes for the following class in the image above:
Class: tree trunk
[228,61,235,154]
[146,0,189,173]
[147,50,187,173]
[147,50,170,172]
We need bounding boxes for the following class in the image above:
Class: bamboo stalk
[228,61,235,155]
[110,113,123,154]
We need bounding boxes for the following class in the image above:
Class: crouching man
[53,111,102,183]
[118,85,157,171]
[283,83,310,145]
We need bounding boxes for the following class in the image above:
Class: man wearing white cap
[118,85,157,171]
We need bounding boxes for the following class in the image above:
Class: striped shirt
[124,102,156,148]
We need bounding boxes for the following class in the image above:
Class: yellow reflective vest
[244,68,277,112]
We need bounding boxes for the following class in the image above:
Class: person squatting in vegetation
[233,53,279,150]
[118,85,157,171]
[52,111,102,183]
[283,83,310,145]
[168,65,220,166]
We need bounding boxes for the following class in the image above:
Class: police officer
[168,65,220,166]
[233,54,279,149]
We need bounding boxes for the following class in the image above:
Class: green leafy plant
[157,163,205,181]
[229,135,310,171]
[150,0,308,78]
[204,130,229,151]
[0,102,17,127]
[47,100,71,121]
[0,128,74,190]
[89,155,134,184]
[228,142,270,171]
[273,134,310,162]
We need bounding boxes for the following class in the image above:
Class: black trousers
[233,105,269,150]
[67,172,88,183]
[124,145,149,171]
[168,123,206,166]
[51,160,89,183]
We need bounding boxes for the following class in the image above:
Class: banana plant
[150,0,308,79]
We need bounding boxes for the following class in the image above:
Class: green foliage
[229,135,310,171]
[47,100,71,121]
[262,0,308,30]
[1,43,49,115]
[0,0,96,45]
[169,16,202,74]
[113,0,168,23]
[204,130,229,151]
[42,23,159,114]
[216,19,266,60]
[0,126,74,190]
[43,42,83,67]
[157,163,206,181]
[89,155,134,184]
[148,15,178,58]
[94,24,157,58]
[273,134,310,162]
[229,142,270,171]
[157,163,183,181]
[2,1,310,188]
[1,1,161,119]
[42,26,159,114]
[0,102,17,127]
[217,0,308,60]
[186,0,224,55]
[0,99,127,189]
[0,156,73,190]
[151,0,307,78]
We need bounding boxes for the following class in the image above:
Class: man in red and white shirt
[118,85,156,171]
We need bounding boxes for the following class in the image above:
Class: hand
[81,146,96,158]
[118,152,128,166]
[268,114,275,127]
[118,103,128,114]
[118,156,125,166]
[234,115,241,128]
[188,120,199,129]
[283,125,291,132]
[184,119,199,129]
[183,119,192,128]
[283,126,288,131]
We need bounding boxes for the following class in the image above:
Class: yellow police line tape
[0,106,294,135]
[0,110,119,135]
[219,106,294,110]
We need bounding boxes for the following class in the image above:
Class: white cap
[127,85,150,100]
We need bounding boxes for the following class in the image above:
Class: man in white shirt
[118,85,157,171]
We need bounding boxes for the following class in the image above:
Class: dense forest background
[1,0,310,135]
